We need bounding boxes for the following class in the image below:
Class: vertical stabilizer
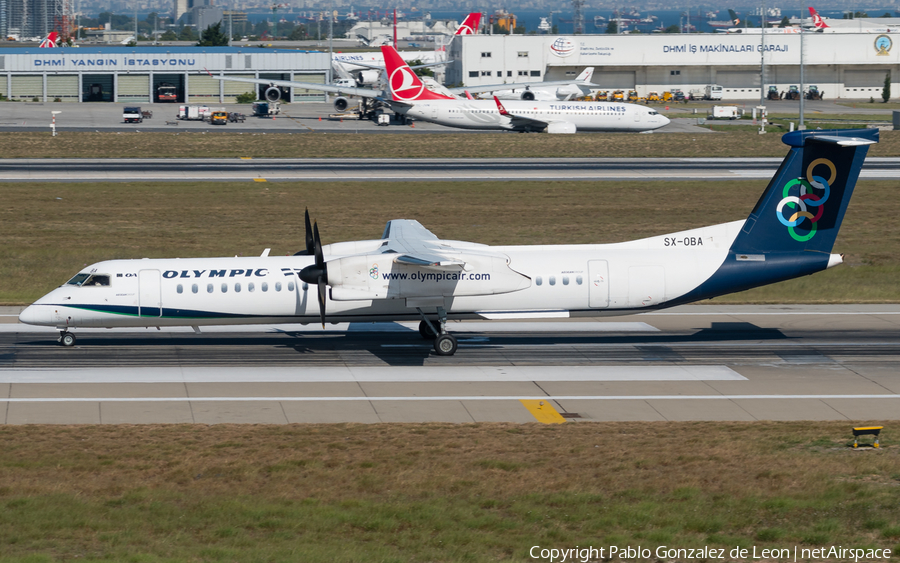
[380,46,455,102]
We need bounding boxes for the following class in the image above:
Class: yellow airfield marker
[240,157,253,160]
[254,178,267,182]
[520,400,567,424]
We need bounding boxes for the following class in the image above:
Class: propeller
[292,208,316,256]
[299,220,328,327]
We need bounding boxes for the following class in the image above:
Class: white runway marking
[0,365,744,383]
[0,321,658,333]
[1,394,898,403]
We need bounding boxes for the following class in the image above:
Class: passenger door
[588,260,609,308]
[138,270,162,317]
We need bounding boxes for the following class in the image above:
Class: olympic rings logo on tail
[775,158,836,242]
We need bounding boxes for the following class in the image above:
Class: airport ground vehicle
[177,105,210,121]
[767,85,782,100]
[122,107,143,123]
[612,90,625,101]
[710,105,742,119]
[156,83,177,102]
[595,90,609,101]
[252,102,281,117]
[141,110,153,119]
[228,112,246,123]
[703,84,723,100]
[807,85,824,100]
[645,91,660,102]
[210,110,229,125]
[627,90,638,102]
[784,85,801,100]
[661,91,674,102]
[671,89,686,102]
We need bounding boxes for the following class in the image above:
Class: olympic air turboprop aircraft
[20,128,875,355]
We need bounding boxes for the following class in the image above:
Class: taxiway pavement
[1,305,898,424]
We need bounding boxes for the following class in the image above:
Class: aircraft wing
[381,219,466,269]
[211,74,386,100]
[450,80,599,96]
[491,96,551,130]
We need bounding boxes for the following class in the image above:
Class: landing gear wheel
[419,319,437,340]
[60,332,76,347]
[434,334,458,356]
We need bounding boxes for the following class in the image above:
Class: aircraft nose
[19,305,48,325]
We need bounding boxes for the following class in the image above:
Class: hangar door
[118,75,150,103]
[595,71,635,89]
[716,71,759,88]
[222,74,256,103]
[188,74,220,104]
[844,69,886,88]
[10,75,42,101]
[292,72,326,102]
[46,75,78,102]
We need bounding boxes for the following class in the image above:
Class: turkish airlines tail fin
[455,12,482,35]
[39,31,59,48]
[809,7,829,28]
[728,9,740,26]
[380,46,455,102]
[576,67,594,83]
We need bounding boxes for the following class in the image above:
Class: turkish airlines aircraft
[38,31,59,48]
[20,129,876,355]
[333,12,482,86]
[380,46,668,133]
[809,7,830,29]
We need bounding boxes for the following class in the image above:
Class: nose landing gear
[58,331,76,347]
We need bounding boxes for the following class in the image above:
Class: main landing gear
[417,307,458,356]
[58,331,76,347]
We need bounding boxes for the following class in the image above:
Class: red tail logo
[380,46,454,102]
[39,31,59,48]
[808,7,829,28]
[455,12,482,35]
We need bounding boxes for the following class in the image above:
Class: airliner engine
[264,86,282,102]
[356,70,381,85]
[333,97,351,112]
[521,90,535,101]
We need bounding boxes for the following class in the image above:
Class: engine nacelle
[357,70,381,85]
[547,122,577,134]
[521,90,535,101]
[264,86,281,102]
[333,97,350,112]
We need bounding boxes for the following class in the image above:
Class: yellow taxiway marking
[254,178,267,182]
[240,157,252,160]
[520,400,566,424]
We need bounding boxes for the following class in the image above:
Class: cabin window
[176,284,183,294]
[549,276,556,286]
[535,276,542,286]
[562,276,569,286]
[262,282,268,292]
[275,282,282,292]
[235,282,241,293]
[576,275,583,285]
[302,282,308,291]
[221,283,228,293]
[191,284,198,293]
[288,281,295,291]
[207,283,213,293]
[248,282,255,292]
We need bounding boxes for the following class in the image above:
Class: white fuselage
[20,221,741,329]
[490,83,592,102]
[395,100,670,132]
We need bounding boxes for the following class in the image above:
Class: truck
[177,105,210,121]
[210,110,229,125]
[703,84,723,100]
[710,105,742,120]
[252,101,281,117]
[122,107,143,123]
[156,82,177,102]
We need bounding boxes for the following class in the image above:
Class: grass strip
[2,130,900,158]
[0,422,897,562]
[1,180,897,304]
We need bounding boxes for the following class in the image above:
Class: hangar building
[0,46,330,103]
[450,32,900,100]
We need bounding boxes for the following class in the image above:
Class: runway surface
[4,157,900,182]
[1,305,898,424]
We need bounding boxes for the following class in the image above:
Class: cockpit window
[65,273,91,286]
[648,111,658,115]
[65,273,110,287]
